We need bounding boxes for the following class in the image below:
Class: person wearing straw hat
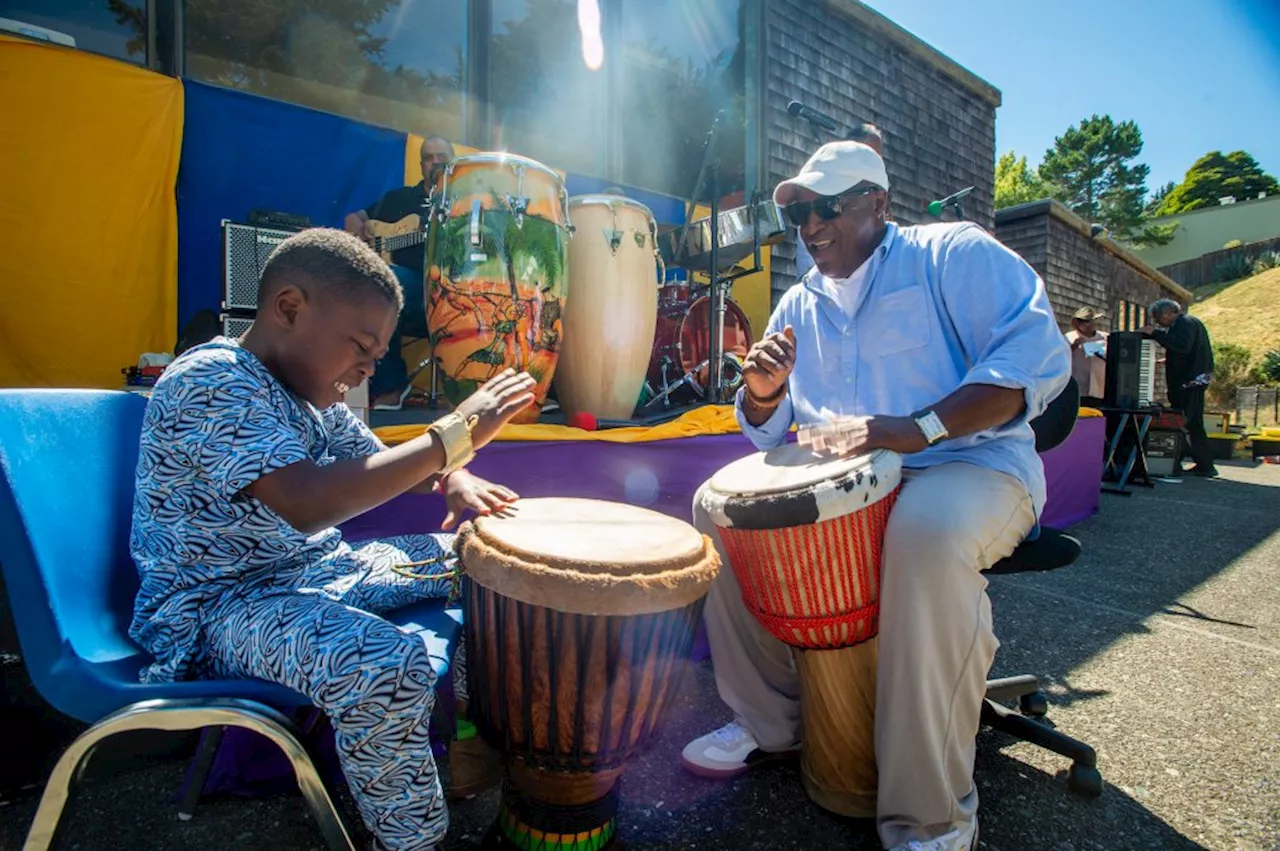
[1065,306,1108,406]
[680,140,1070,851]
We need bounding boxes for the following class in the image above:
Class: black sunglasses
[782,185,880,228]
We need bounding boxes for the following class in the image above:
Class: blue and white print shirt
[129,338,384,681]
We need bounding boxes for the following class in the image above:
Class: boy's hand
[441,470,519,530]
[456,369,537,448]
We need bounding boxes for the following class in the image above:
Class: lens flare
[578,0,604,70]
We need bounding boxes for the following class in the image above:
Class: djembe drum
[698,444,903,817]
[457,497,719,849]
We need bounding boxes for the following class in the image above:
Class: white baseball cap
[773,141,890,206]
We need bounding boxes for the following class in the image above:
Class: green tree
[994,151,1054,209]
[1038,114,1151,242]
[1153,150,1280,215]
[1146,180,1176,215]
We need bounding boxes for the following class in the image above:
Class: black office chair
[982,377,1104,797]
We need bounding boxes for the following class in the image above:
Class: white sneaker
[891,817,978,851]
[679,720,800,779]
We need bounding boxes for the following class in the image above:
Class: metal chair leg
[23,698,356,851]
[177,726,226,821]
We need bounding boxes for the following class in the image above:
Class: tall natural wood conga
[554,195,662,420]
[698,444,903,817]
[457,497,719,849]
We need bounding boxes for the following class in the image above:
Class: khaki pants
[695,462,1034,848]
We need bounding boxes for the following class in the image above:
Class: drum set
[414,150,785,424]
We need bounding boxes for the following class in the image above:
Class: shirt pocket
[873,285,933,356]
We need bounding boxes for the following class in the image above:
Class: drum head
[473,497,703,568]
[703,444,902,530]
[460,498,718,616]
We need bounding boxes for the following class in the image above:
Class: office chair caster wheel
[1019,691,1049,718]
[1068,762,1103,797]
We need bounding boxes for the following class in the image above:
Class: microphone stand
[679,111,730,405]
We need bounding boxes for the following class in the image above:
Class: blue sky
[860,0,1280,196]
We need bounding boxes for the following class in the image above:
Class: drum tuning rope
[391,554,464,603]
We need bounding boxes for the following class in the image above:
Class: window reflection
[618,0,744,198]
[0,0,145,65]
[488,0,606,176]
[184,0,466,140]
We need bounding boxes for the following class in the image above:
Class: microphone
[787,100,840,133]
[927,186,975,217]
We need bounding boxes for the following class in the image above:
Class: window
[1115,299,1146,332]
[618,0,744,198]
[0,0,146,65]
[487,0,607,177]
[184,0,467,140]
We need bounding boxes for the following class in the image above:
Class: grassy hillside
[1189,266,1280,362]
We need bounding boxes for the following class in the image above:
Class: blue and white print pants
[202,534,460,851]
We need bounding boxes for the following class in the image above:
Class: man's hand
[809,415,929,457]
[456,369,537,449]
[1139,324,1155,335]
[441,470,518,530]
[742,326,797,400]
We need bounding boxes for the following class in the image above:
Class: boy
[129,228,534,851]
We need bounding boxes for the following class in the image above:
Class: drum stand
[645,110,767,412]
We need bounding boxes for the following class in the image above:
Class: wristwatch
[913,410,949,446]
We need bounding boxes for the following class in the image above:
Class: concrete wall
[1134,193,1280,268]
[763,0,1000,305]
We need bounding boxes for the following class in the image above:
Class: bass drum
[648,295,754,396]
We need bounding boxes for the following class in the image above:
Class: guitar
[365,214,429,265]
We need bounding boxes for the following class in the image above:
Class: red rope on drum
[746,602,882,651]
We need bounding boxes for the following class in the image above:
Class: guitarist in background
[344,135,456,409]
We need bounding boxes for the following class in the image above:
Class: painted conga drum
[553,195,663,420]
[698,445,903,817]
[457,497,719,849]
[426,153,571,423]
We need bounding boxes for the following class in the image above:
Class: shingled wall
[763,0,1001,302]
[994,200,1194,332]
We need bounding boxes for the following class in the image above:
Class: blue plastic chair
[0,389,462,850]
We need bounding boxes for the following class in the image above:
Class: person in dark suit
[1142,298,1217,477]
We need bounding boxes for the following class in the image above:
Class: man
[1065,306,1108,406]
[794,123,884,281]
[680,141,1070,851]
[1142,299,1217,477]
[344,135,456,409]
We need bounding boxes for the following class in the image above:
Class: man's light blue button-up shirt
[736,221,1071,518]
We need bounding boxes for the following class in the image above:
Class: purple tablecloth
[342,417,1104,540]
[196,418,1103,800]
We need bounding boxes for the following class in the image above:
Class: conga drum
[648,294,753,395]
[553,195,663,420]
[457,497,719,849]
[426,153,572,423]
[698,445,903,817]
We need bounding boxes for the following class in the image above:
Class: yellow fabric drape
[376,404,746,446]
[376,404,1107,446]
[0,37,182,388]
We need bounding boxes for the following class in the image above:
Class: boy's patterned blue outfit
[130,339,457,850]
